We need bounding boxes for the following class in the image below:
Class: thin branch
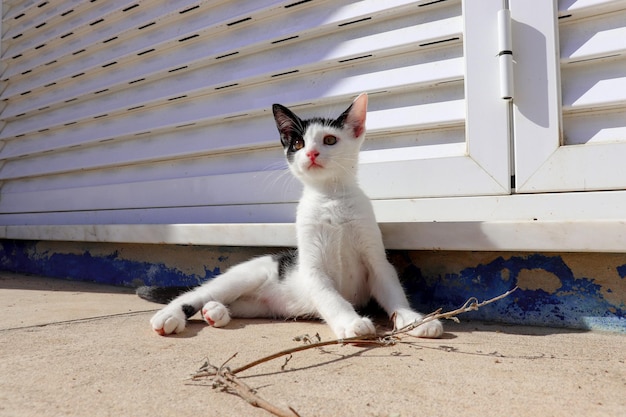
[390,286,519,336]
[190,287,518,417]
[195,356,300,417]
[217,370,300,417]
[233,336,385,375]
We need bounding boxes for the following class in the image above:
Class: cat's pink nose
[306,150,320,161]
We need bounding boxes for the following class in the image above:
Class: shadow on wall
[393,251,626,333]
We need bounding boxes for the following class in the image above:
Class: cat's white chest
[297,189,372,305]
[320,220,369,303]
[299,186,369,223]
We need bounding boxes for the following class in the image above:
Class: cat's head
[272,93,368,187]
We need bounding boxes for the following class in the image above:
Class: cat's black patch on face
[273,104,305,162]
[272,249,298,280]
[272,104,347,162]
[305,117,346,131]
[181,304,198,319]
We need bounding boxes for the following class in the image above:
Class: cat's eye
[293,138,305,151]
[323,135,337,146]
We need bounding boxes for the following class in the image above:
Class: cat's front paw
[201,301,231,327]
[150,306,186,336]
[407,319,444,338]
[394,309,443,339]
[334,317,376,339]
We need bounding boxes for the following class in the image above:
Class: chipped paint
[1,240,624,332]
[0,240,270,288]
[516,268,561,293]
[397,251,625,333]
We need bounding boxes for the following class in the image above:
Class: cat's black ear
[337,93,368,138]
[272,104,302,148]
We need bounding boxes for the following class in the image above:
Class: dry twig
[199,355,301,417]
[190,287,518,417]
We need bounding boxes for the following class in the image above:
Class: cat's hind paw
[150,307,186,336]
[202,301,231,327]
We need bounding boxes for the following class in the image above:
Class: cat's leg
[315,289,376,338]
[291,270,376,338]
[201,296,280,327]
[227,297,277,318]
[150,255,280,335]
[366,256,443,338]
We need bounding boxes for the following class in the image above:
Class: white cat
[140,93,443,339]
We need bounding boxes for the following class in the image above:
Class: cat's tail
[136,286,195,304]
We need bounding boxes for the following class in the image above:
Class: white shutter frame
[362,0,513,200]
[510,0,562,192]
[512,0,626,193]
[461,0,511,194]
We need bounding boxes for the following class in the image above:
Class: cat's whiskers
[261,160,296,200]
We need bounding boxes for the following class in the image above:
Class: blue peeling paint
[0,240,219,288]
[617,264,626,279]
[401,253,625,332]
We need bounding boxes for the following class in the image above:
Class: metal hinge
[497,4,514,100]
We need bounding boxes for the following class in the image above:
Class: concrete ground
[0,272,624,417]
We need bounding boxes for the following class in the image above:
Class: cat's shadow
[167,319,211,338]
[171,317,458,340]
[169,317,289,338]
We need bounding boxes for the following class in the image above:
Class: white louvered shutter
[0,0,510,228]
[512,0,626,192]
